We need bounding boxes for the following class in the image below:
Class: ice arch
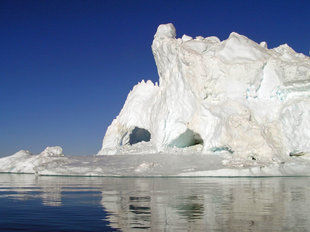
[169,129,204,148]
[129,127,151,145]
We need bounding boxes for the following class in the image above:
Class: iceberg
[99,24,310,161]
[1,23,310,176]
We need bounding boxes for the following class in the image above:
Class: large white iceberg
[98,23,310,163]
[1,23,310,176]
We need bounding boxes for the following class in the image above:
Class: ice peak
[228,31,242,38]
[226,31,255,45]
[154,23,176,39]
[273,43,296,55]
[217,31,269,63]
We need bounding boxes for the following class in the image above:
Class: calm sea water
[0,174,310,232]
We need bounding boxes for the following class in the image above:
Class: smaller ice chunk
[195,36,204,41]
[40,146,64,157]
[260,41,268,49]
[181,34,193,42]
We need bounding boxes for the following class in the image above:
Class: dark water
[0,174,310,231]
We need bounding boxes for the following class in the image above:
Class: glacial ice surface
[1,23,310,176]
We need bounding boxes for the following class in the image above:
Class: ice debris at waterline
[1,23,310,177]
[1,146,310,176]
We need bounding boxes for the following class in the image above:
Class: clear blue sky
[1,0,309,156]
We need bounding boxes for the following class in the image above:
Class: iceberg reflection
[0,174,310,231]
[100,177,310,231]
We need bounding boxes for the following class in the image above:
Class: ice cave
[129,127,151,145]
[169,129,203,148]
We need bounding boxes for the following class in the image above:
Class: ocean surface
[0,174,310,231]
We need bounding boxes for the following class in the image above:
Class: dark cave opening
[129,127,151,145]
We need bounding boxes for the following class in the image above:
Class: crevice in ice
[210,146,234,154]
[129,127,151,145]
[289,151,306,157]
[169,129,203,148]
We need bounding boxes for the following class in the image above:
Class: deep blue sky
[0,0,309,156]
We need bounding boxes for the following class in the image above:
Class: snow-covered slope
[98,23,310,164]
